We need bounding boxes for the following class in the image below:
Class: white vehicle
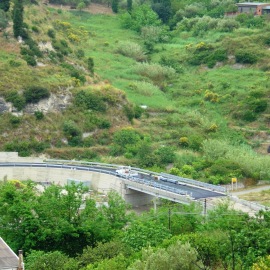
[116,166,139,178]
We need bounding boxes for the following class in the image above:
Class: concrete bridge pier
[123,185,154,207]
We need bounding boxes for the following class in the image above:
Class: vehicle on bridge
[116,166,139,178]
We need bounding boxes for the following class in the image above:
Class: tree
[0,10,8,30]
[13,0,24,38]
[25,250,79,270]
[122,219,171,251]
[0,180,40,252]
[23,86,50,103]
[79,241,129,267]
[0,0,10,12]
[87,57,94,75]
[63,120,82,146]
[151,0,172,23]
[112,0,119,13]
[77,1,86,12]
[129,241,204,270]
[252,255,270,270]
[121,4,161,32]
[127,0,132,13]
[101,191,129,230]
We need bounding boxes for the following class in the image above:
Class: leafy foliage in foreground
[0,0,270,186]
[0,180,267,270]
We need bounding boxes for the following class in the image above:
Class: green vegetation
[1,180,270,269]
[0,0,270,186]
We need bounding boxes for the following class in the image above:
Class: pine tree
[112,0,118,13]
[13,0,24,38]
[87,57,94,75]
[0,0,10,12]
[127,0,132,13]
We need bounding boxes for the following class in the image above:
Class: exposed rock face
[0,98,12,113]
[0,93,72,114]
[24,93,72,114]
[38,41,55,52]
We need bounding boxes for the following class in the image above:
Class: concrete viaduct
[0,152,226,207]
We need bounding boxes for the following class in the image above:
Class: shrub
[24,37,42,57]
[179,137,189,147]
[155,146,175,164]
[4,91,26,111]
[134,62,176,88]
[52,39,71,56]
[0,10,8,30]
[113,127,141,149]
[34,111,44,120]
[128,81,160,97]
[235,49,258,64]
[23,86,50,103]
[116,41,147,62]
[23,55,37,66]
[74,90,106,112]
[121,4,161,32]
[9,115,21,126]
[87,57,94,75]
[204,90,219,102]
[169,167,181,176]
[140,25,169,43]
[217,18,239,32]
[192,16,218,36]
[9,60,22,67]
[31,25,39,33]
[75,49,85,59]
[63,120,82,146]
[4,140,48,156]
[248,98,268,113]
[47,28,55,38]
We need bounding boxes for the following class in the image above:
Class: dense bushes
[121,5,161,32]
[23,86,50,103]
[116,41,147,62]
[63,120,82,146]
[177,16,238,36]
[45,148,98,160]
[61,62,86,84]
[187,42,227,67]
[4,91,26,111]
[4,140,48,156]
[134,62,176,88]
[74,90,106,112]
[235,49,258,64]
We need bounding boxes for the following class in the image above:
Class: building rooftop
[0,238,19,270]
[237,2,270,6]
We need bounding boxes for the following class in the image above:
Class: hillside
[0,0,270,185]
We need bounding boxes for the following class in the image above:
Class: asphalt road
[0,162,226,200]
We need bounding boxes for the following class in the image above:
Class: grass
[0,3,269,180]
[239,189,270,207]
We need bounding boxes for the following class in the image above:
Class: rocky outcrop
[0,93,72,114]
[0,98,12,113]
[24,93,72,114]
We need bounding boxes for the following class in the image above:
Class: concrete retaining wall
[0,164,153,207]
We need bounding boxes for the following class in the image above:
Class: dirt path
[231,185,270,196]
[47,3,113,15]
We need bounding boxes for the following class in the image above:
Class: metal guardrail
[44,159,226,193]
[160,172,226,193]
[123,176,191,197]
[123,178,193,204]
[1,160,226,198]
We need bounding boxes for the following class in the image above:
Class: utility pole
[204,198,207,217]
[168,208,171,231]
[18,250,24,270]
